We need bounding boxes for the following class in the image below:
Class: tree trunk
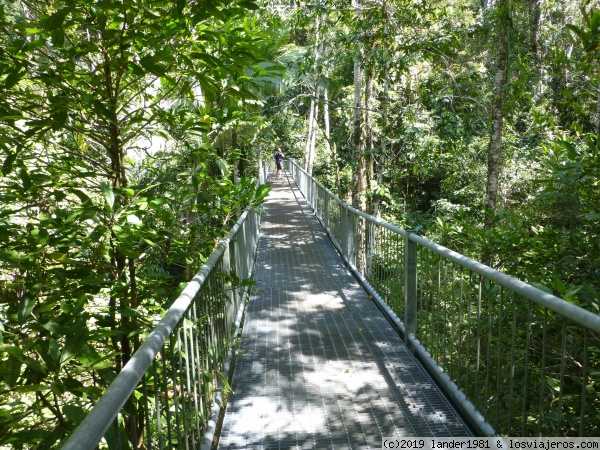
[332,141,343,197]
[597,87,600,138]
[324,89,332,166]
[309,102,319,173]
[364,66,374,214]
[304,96,317,174]
[485,0,509,217]
[528,0,542,102]
[232,126,240,184]
[351,57,365,211]
[528,0,541,57]
[484,0,510,267]
[304,94,319,175]
[324,89,342,194]
[304,10,324,175]
[351,0,366,211]
[238,143,247,181]
[373,0,389,219]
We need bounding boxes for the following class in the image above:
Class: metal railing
[287,159,600,437]
[61,196,263,449]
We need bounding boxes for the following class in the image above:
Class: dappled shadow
[218,173,471,449]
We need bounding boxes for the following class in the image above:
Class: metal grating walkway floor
[218,172,472,449]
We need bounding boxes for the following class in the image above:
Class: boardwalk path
[218,172,471,449]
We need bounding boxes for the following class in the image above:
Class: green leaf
[552,270,567,296]
[149,197,168,208]
[583,212,600,221]
[43,5,71,30]
[531,282,553,295]
[141,237,159,248]
[2,150,17,175]
[566,24,588,46]
[17,294,35,324]
[238,1,259,10]
[60,317,89,366]
[562,141,578,160]
[139,55,169,76]
[91,359,115,370]
[51,28,65,47]
[49,338,59,363]
[63,405,87,425]
[100,182,115,209]
[48,251,74,264]
[71,189,93,205]
[18,168,31,190]
[13,383,51,393]
[1,344,23,359]
[4,67,25,89]
[3,430,53,444]
[0,355,21,388]
[63,377,86,395]
[42,320,63,335]
[31,228,49,244]
[254,183,271,202]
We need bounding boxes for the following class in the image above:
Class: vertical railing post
[347,206,355,267]
[340,204,347,256]
[324,193,330,231]
[222,240,236,339]
[405,230,418,339]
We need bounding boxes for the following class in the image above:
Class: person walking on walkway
[274,148,285,178]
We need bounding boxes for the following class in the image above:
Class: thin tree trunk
[484,0,510,266]
[232,126,240,184]
[332,142,342,197]
[528,0,542,102]
[373,0,389,219]
[528,0,541,57]
[597,87,600,137]
[485,0,509,217]
[324,89,332,166]
[364,64,375,278]
[238,144,247,180]
[304,96,316,173]
[311,102,319,169]
[307,101,319,174]
[351,57,365,210]
[305,10,324,175]
[324,90,342,194]
[351,0,365,211]
[350,0,367,274]
[364,66,374,214]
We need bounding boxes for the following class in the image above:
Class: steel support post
[346,206,355,267]
[405,230,418,339]
[324,194,330,231]
[222,242,236,339]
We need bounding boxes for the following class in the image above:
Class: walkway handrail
[286,159,600,437]
[61,182,264,449]
[409,234,600,332]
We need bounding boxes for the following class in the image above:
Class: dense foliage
[0,0,281,447]
[260,0,600,436]
[266,0,600,310]
[3,0,600,444]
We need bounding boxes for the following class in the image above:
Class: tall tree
[351,0,366,210]
[485,0,511,220]
[0,0,280,446]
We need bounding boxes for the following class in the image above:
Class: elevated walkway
[218,172,471,449]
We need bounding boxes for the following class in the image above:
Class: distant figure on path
[274,148,285,178]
